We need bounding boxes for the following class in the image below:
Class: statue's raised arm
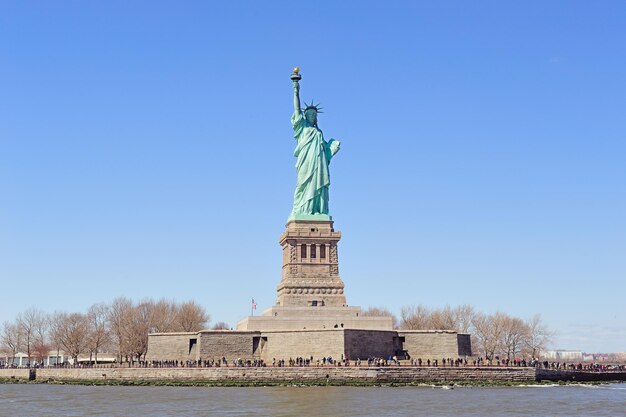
[291,67,301,114]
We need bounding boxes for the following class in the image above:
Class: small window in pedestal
[311,245,317,258]
[301,244,307,258]
[320,244,326,258]
[311,301,318,307]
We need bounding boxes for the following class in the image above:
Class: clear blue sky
[1,1,625,353]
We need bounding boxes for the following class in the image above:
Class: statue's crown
[303,100,323,113]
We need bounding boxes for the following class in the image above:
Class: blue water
[0,383,624,416]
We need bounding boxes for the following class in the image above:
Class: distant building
[0,351,71,367]
[71,352,118,365]
[542,350,583,361]
[0,350,117,367]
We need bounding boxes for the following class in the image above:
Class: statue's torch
[290,67,301,82]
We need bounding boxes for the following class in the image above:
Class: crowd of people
[2,357,625,372]
[537,361,626,372]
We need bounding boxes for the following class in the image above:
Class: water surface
[0,383,624,416]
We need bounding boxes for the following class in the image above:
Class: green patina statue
[289,67,340,221]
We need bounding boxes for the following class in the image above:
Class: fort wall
[199,331,259,361]
[146,328,471,363]
[260,330,345,362]
[145,332,197,362]
[398,330,470,359]
[344,330,397,359]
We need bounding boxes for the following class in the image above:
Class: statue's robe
[291,110,338,216]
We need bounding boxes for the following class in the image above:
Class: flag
[252,298,257,310]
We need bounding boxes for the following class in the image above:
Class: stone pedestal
[236,220,393,332]
[276,220,345,307]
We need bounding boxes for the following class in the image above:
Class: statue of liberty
[289,68,340,221]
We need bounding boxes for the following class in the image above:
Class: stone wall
[261,330,345,362]
[373,367,536,383]
[146,328,471,364]
[33,366,537,384]
[0,368,32,381]
[536,368,626,382]
[145,332,198,362]
[398,330,463,359]
[199,331,259,361]
[344,330,396,359]
[30,367,626,384]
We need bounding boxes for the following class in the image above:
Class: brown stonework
[32,367,540,384]
[145,332,198,362]
[146,328,471,364]
[260,329,345,362]
[276,220,345,307]
[199,331,260,361]
[398,330,472,359]
[344,330,397,360]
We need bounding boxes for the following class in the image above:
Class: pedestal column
[276,220,346,307]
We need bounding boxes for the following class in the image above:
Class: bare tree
[54,312,89,363]
[48,312,66,366]
[361,306,399,329]
[472,312,508,360]
[126,301,156,362]
[398,303,553,361]
[176,301,209,332]
[32,313,50,364]
[150,299,178,333]
[500,315,528,361]
[16,308,46,367]
[87,303,111,364]
[1,321,22,365]
[400,305,433,330]
[399,304,478,333]
[524,314,553,360]
[107,297,210,363]
[430,306,458,330]
[108,297,134,363]
[211,322,230,330]
[473,312,527,361]
[450,305,476,334]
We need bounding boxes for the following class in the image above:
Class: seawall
[536,368,626,383]
[0,368,34,382]
[35,367,535,385]
[3,367,624,385]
